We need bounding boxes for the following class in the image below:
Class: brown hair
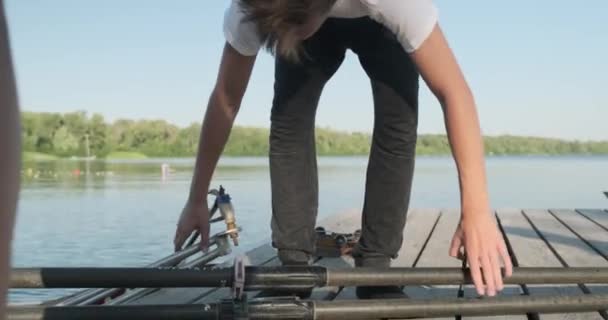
[239,0,337,62]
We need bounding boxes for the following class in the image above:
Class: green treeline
[20,111,608,159]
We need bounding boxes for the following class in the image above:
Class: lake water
[9,155,608,303]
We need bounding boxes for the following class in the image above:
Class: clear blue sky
[5,1,607,140]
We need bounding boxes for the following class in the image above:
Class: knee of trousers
[269,118,315,155]
[372,118,418,158]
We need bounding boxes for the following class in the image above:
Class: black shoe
[356,286,407,299]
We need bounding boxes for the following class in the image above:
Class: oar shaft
[8,304,218,320]
[11,268,232,289]
[313,294,608,319]
[325,266,608,286]
[247,266,608,288]
[11,266,608,289]
[8,294,608,320]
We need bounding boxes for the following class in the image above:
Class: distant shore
[21,111,608,160]
[23,151,608,162]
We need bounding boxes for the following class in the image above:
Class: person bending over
[175,0,512,299]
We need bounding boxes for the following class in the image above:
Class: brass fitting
[217,186,239,246]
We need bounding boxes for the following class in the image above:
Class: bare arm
[411,25,487,214]
[174,43,256,251]
[410,24,512,296]
[188,43,256,204]
[0,1,21,317]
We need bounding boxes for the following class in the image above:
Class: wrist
[188,191,208,204]
[460,192,490,218]
[187,183,209,206]
[458,174,490,216]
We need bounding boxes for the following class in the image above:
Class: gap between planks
[498,209,603,320]
[522,209,608,319]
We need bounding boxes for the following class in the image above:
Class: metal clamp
[215,227,242,238]
[232,255,250,300]
[217,186,240,246]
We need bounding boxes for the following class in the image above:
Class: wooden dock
[122,208,608,319]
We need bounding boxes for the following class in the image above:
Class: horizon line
[20,109,608,143]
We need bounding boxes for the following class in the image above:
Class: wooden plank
[317,208,361,235]
[497,209,601,320]
[406,209,461,320]
[523,209,607,268]
[549,209,608,299]
[129,243,277,305]
[319,208,442,268]
[326,209,445,301]
[323,209,447,310]
[400,208,453,320]
[551,209,608,260]
[410,207,461,296]
[393,208,441,268]
[524,209,608,316]
[415,209,461,268]
[577,209,608,231]
[394,208,455,301]
[458,210,524,320]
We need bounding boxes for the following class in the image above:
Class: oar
[11,266,608,289]
[8,293,608,320]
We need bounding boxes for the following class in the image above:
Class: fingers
[469,239,511,297]
[490,251,503,292]
[449,232,462,258]
[480,252,496,296]
[174,226,191,252]
[467,250,485,296]
[460,214,512,297]
[173,230,181,252]
[499,240,513,277]
[199,218,210,253]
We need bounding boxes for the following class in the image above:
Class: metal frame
[29,186,240,307]
[105,236,232,305]
[8,293,608,320]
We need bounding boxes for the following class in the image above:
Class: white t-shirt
[223,0,439,56]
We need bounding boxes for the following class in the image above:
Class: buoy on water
[161,163,170,180]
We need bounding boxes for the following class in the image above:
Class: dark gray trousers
[269,17,419,267]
